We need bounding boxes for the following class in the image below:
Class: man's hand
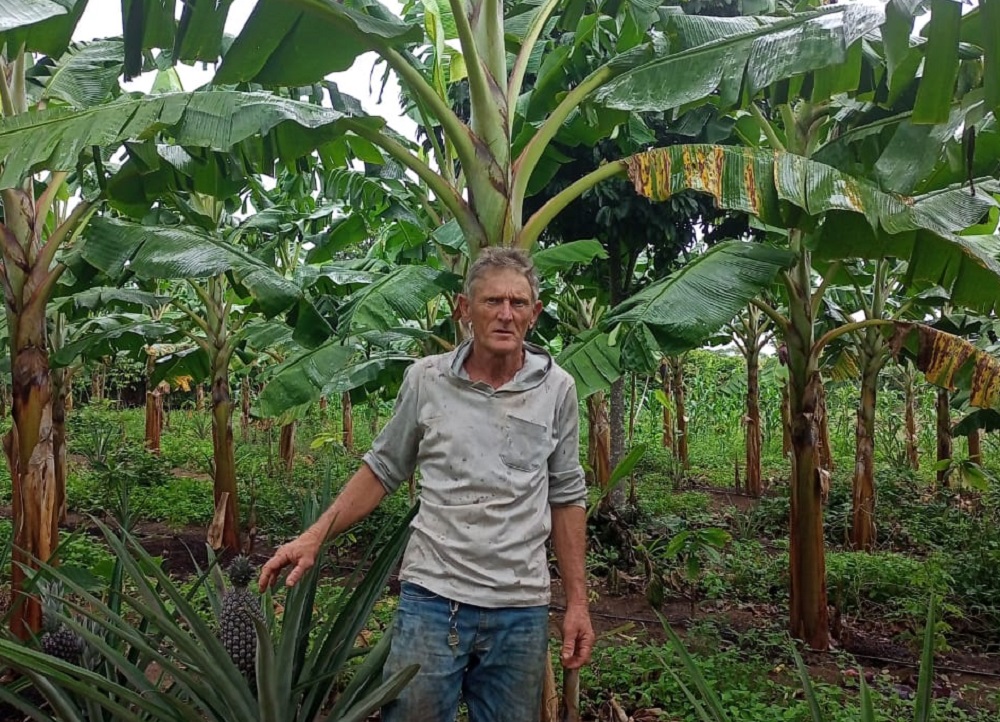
[560,605,595,669]
[259,531,322,591]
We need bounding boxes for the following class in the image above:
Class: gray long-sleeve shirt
[362,340,587,607]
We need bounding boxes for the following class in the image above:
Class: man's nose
[497,301,514,321]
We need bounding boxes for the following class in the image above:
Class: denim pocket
[399,582,441,602]
[500,414,548,472]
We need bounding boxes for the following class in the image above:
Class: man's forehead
[472,270,533,295]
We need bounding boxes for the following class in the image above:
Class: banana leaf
[0,90,378,189]
[81,217,301,318]
[217,0,423,87]
[605,241,796,371]
[890,322,1000,411]
[0,0,85,56]
[595,4,885,112]
[30,39,123,110]
[623,145,1000,315]
[556,329,622,399]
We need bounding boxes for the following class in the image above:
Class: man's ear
[457,293,471,320]
[532,300,543,325]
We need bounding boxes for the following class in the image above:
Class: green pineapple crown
[227,555,255,590]
[38,579,66,633]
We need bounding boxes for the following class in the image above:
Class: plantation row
[3,356,1000,717]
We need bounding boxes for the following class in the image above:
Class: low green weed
[637,489,713,524]
[131,477,215,526]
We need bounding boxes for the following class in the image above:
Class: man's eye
[513,301,528,309]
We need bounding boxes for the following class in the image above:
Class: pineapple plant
[39,580,84,665]
[219,555,265,682]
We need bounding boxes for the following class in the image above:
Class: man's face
[459,268,542,358]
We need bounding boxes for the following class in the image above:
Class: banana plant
[0,1,403,635]
[76,192,307,552]
[47,285,175,509]
[727,302,774,497]
[594,0,1000,647]
[0,3,126,636]
[215,0,907,257]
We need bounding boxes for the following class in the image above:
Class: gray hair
[464,247,540,302]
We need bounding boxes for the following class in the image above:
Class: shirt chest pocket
[500,414,549,472]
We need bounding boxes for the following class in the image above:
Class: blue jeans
[381,582,550,722]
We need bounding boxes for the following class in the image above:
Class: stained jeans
[381,582,550,722]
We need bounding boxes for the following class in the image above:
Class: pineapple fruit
[220,555,265,683]
[39,580,84,664]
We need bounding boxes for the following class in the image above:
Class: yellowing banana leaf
[624,145,1000,314]
[891,322,1000,410]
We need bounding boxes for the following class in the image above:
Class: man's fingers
[258,557,281,590]
[576,630,595,665]
[259,548,293,590]
[561,635,576,660]
[284,557,314,587]
[258,535,323,591]
[560,615,595,669]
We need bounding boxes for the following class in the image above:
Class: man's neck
[463,344,525,388]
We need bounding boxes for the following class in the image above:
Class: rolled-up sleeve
[362,363,422,495]
[548,380,587,507]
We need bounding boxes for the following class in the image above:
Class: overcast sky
[73,0,416,138]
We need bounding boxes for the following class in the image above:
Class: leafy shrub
[708,539,786,602]
[52,531,117,573]
[659,598,989,721]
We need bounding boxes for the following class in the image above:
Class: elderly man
[260,248,594,722]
